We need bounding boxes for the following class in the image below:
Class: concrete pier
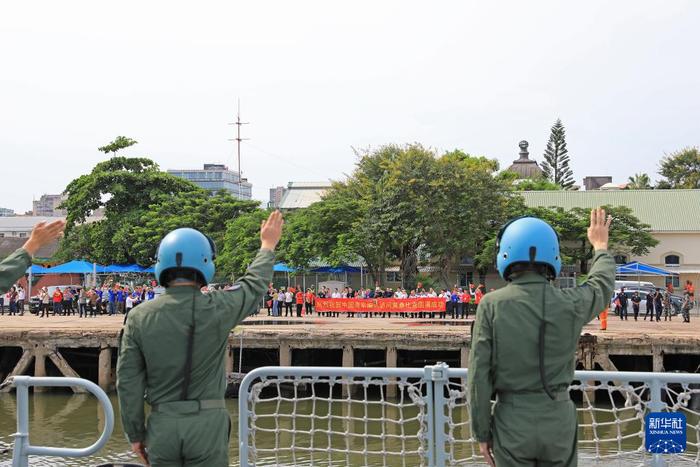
[34,351,47,393]
[1,313,700,395]
[386,347,398,398]
[341,345,353,397]
[98,346,112,391]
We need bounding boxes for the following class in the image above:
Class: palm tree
[627,173,652,189]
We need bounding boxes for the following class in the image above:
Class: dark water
[0,392,698,466]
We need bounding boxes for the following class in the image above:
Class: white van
[615,280,656,292]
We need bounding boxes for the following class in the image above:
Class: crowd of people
[0,282,158,323]
[263,283,488,319]
[0,284,26,315]
[613,280,695,323]
[3,276,694,325]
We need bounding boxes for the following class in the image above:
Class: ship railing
[239,364,700,467]
[7,375,114,467]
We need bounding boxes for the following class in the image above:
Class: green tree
[98,136,138,156]
[282,145,515,289]
[62,156,197,227]
[426,151,514,286]
[279,186,367,269]
[132,191,259,268]
[512,176,562,191]
[568,206,657,273]
[475,203,657,274]
[658,147,700,189]
[374,145,436,289]
[58,154,202,263]
[541,119,575,189]
[218,209,270,279]
[627,173,652,189]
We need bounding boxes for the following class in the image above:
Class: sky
[1,1,699,213]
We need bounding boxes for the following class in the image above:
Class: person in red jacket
[460,290,471,319]
[474,284,485,308]
[295,290,304,317]
[52,288,64,316]
[305,289,315,315]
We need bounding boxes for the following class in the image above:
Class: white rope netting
[244,375,429,466]
[443,378,700,466]
[242,371,700,466]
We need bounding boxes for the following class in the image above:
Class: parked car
[615,280,656,293]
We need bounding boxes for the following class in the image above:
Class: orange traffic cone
[599,308,608,331]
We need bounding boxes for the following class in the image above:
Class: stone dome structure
[507,140,543,179]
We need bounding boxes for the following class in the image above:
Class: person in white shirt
[284,290,294,317]
[276,288,286,317]
[17,286,25,315]
[124,293,135,324]
[39,287,50,318]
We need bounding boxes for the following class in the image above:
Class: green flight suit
[468,250,615,467]
[117,248,275,467]
[0,248,31,293]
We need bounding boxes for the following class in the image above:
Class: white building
[33,194,67,217]
[0,216,103,259]
[168,164,253,200]
[278,181,334,210]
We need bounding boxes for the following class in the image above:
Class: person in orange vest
[295,289,304,317]
[599,308,608,330]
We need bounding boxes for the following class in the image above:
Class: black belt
[151,399,226,415]
[497,390,570,403]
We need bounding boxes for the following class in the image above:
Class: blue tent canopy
[616,261,679,277]
[311,265,361,274]
[27,264,50,274]
[29,261,154,275]
[273,262,298,273]
[104,264,147,273]
[38,260,97,274]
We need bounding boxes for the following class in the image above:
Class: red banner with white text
[315,298,446,313]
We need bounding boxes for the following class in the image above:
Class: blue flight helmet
[154,228,216,286]
[496,216,561,281]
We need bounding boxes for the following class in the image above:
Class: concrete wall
[630,232,699,264]
[629,231,700,288]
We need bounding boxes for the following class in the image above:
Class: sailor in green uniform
[117,210,283,467]
[0,220,66,292]
[468,208,615,467]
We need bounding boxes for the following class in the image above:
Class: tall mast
[228,99,249,199]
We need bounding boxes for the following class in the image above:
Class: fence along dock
[1,313,700,398]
